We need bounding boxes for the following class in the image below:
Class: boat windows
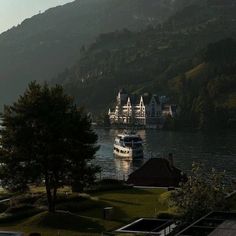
[114,148,120,152]
[123,137,142,143]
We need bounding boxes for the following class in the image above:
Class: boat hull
[113,144,143,159]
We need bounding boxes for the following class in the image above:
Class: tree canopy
[170,163,229,221]
[0,82,100,212]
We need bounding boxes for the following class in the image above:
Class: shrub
[35,192,87,206]
[56,200,102,213]
[159,191,172,205]
[170,163,229,221]
[157,211,180,220]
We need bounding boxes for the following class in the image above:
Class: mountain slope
[169,38,236,130]
[53,2,236,115]
[0,0,191,108]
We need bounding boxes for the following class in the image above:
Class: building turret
[117,88,128,105]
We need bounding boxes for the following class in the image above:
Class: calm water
[95,129,236,179]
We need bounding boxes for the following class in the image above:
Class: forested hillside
[54,1,236,123]
[53,1,236,129]
[170,39,236,130]
[0,0,192,107]
[1,0,235,130]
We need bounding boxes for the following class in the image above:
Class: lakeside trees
[0,82,100,212]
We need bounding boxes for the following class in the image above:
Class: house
[127,156,186,187]
[108,89,176,126]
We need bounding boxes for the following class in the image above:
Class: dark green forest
[170,39,236,130]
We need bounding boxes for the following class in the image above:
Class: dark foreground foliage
[0,82,100,212]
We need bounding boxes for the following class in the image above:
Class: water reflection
[114,158,131,180]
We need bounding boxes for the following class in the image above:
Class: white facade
[108,90,162,125]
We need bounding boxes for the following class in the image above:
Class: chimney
[168,153,174,168]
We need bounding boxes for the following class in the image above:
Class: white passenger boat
[113,131,144,159]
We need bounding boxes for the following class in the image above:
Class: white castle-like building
[108,89,177,126]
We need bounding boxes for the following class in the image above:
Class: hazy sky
[0,0,74,33]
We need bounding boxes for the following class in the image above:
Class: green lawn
[0,188,170,236]
[84,188,168,222]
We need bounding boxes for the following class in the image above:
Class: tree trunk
[46,186,55,212]
[52,186,57,212]
[45,176,56,213]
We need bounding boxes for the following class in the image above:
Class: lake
[95,128,236,180]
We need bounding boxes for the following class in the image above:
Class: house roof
[142,94,152,105]
[162,104,177,113]
[115,218,176,235]
[176,211,236,236]
[129,94,140,106]
[127,158,185,187]
[142,94,160,106]
[120,98,128,106]
[209,220,236,236]
[114,90,162,108]
[153,95,160,104]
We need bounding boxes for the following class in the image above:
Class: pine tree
[0,82,100,212]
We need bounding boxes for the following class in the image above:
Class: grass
[0,216,106,236]
[86,188,168,222]
[0,188,171,235]
[2,187,236,235]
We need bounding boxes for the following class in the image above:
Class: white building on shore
[108,89,177,126]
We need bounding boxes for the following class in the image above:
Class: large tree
[0,82,100,212]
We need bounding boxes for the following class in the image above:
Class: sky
[0,0,74,33]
